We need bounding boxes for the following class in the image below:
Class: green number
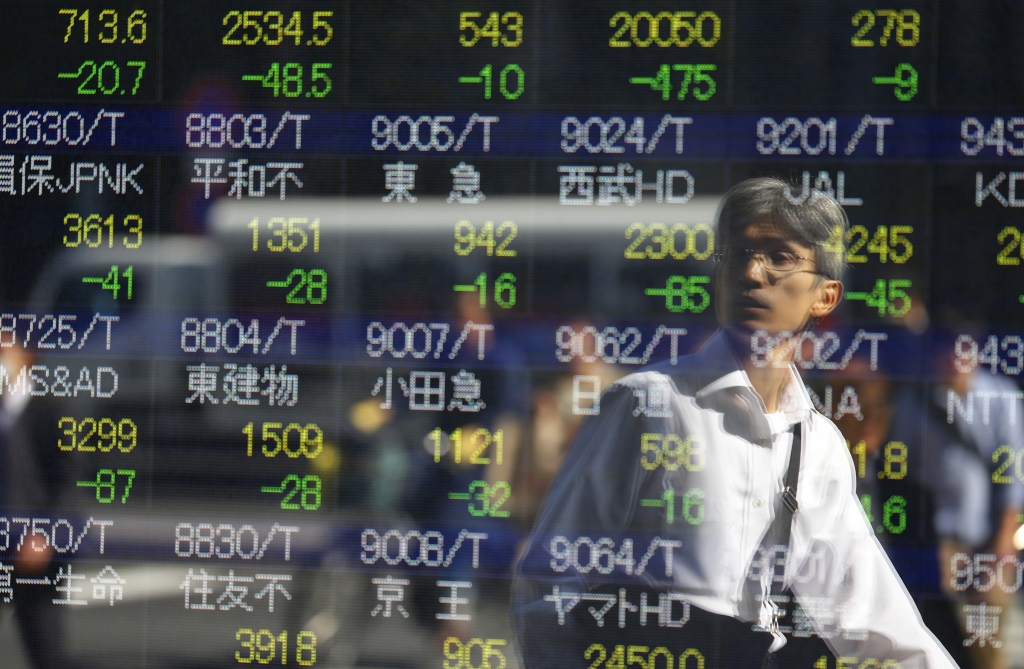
[262,474,321,510]
[488,480,511,517]
[123,265,133,300]
[77,468,134,503]
[887,279,912,317]
[127,61,146,95]
[682,487,704,525]
[95,469,115,503]
[83,264,131,300]
[630,64,671,100]
[300,475,321,510]
[97,61,119,94]
[494,272,517,308]
[310,63,332,98]
[454,272,488,307]
[282,62,302,97]
[883,495,907,534]
[459,63,492,99]
[265,474,302,509]
[244,62,280,97]
[499,63,524,100]
[306,269,327,304]
[469,480,490,516]
[871,62,918,101]
[117,469,135,503]
[267,269,326,305]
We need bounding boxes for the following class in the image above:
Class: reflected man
[512,177,957,669]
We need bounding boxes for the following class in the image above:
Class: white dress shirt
[513,329,957,669]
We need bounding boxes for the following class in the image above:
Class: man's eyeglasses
[712,246,817,275]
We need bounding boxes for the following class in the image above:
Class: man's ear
[810,279,843,318]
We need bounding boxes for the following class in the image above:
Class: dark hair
[715,176,849,281]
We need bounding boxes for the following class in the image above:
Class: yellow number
[303,424,323,459]
[127,9,147,43]
[689,223,714,260]
[480,12,502,46]
[118,418,137,452]
[476,221,496,255]
[889,225,913,263]
[501,12,523,47]
[82,214,102,248]
[627,646,649,669]
[896,10,920,46]
[495,221,518,256]
[282,423,305,458]
[683,435,705,471]
[443,638,463,669]
[267,217,287,252]
[312,11,333,46]
[97,418,117,452]
[469,428,493,464]
[58,417,76,451]
[649,647,673,669]
[852,9,919,47]
[875,9,898,47]
[223,11,243,45]
[97,9,117,43]
[846,225,868,263]
[661,434,686,470]
[263,422,283,457]
[824,224,845,257]
[283,11,303,45]
[624,223,649,259]
[640,433,662,470]
[882,441,907,480]
[63,213,82,247]
[646,223,670,259]
[287,218,309,252]
[263,11,283,45]
[851,10,875,47]
[59,417,137,453]
[641,434,704,471]
[680,649,705,669]
[242,10,263,45]
[631,11,655,47]
[672,11,696,47]
[455,220,476,255]
[609,12,631,47]
[992,445,1014,484]
[59,9,77,43]
[296,631,317,666]
[460,12,482,47]
[123,214,143,248]
[866,225,889,262]
[850,440,867,478]
[255,629,276,664]
[236,628,255,663]
[586,644,608,669]
[997,226,1021,266]
[606,645,625,669]
[694,11,721,47]
[78,418,96,452]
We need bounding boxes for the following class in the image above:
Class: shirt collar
[693,329,813,427]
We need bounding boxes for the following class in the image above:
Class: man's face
[716,218,842,335]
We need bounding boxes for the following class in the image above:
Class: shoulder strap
[771,421,803,597]
[762,422,804,663]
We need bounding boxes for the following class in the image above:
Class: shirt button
[753,498,763,508]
